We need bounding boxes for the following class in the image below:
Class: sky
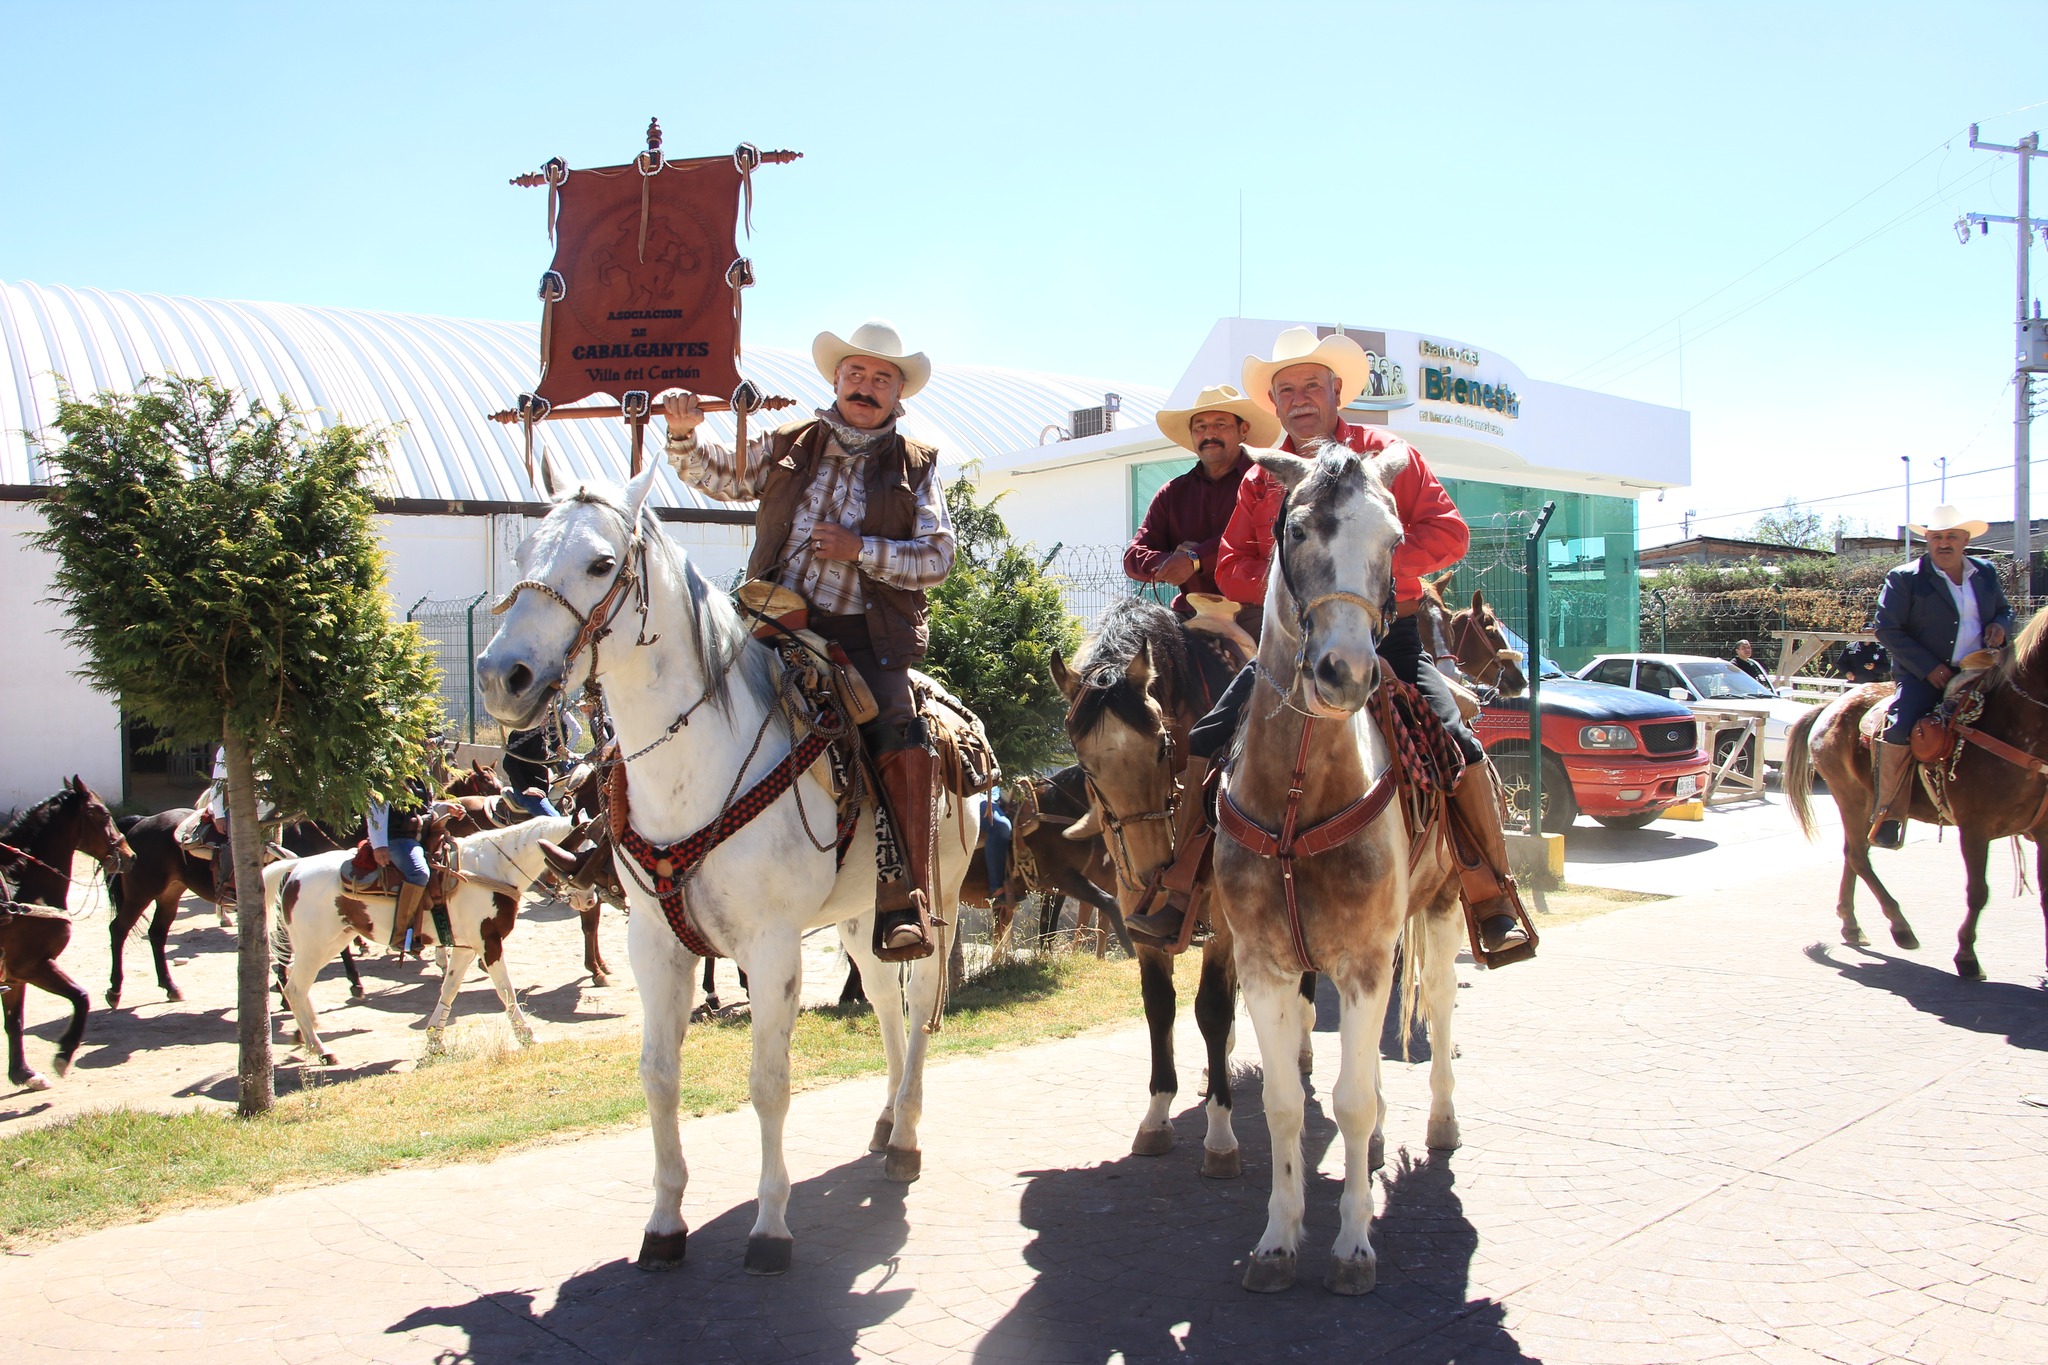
[1,0,2041,546]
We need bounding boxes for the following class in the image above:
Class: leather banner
[535,154,742,409]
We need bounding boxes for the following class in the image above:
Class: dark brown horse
[1,775,131,909]
[104,811,355,1007]
[1786,614,2048,984]
[1415,576,1528,698]
[3,903,89,1090]
[1051,597,1257,1174]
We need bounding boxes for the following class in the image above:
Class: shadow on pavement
[973,1065,1534,1364]
[1803,944,2048,1051]
[384,1154,913,1363]
[1559,825,1717,863]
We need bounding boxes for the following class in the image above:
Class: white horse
[262,813,575,1063]
[474,459,979,1276]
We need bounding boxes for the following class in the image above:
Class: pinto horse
[1050,597,1265,1175]
[1211,444,1466,1295]
[475,457,981,1275]
[263,813,577,1062]
[1786,614,2048,984]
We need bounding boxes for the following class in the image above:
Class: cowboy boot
[874,747,938,962]
[1447,760,1535,965]
[1869,740,1914,851]
[389,878,429,954]
[1126,757,1214,945]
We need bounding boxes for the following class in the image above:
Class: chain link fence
[406,593,489,742]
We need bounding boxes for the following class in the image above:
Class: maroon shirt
[1123,451,1252,613]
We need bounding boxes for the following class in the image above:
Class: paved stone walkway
[4,836,2045,1363]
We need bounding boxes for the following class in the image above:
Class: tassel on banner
[636,118,664,263]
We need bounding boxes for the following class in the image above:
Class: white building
[0,281,1161,810]
[981,317,1690,660]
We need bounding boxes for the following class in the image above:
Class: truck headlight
[1579,725,1639,750]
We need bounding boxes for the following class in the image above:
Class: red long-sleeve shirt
[1213,420,1468,607]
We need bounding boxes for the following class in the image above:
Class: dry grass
[1530,881,1670,928]
[0,951,1197,1249]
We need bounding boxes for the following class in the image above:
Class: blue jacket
[1872,555,2014,682]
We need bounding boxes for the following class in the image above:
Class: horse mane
[1994,601,2048,689]
[1069,597,1191,739]
[1,788,78,849]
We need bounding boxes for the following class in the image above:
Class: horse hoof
[1323,1253,1377,1296]
[636,1227,688,1270]
[591,973,609,989]
[52,1054,73,1079]
[1892,927,1920,951]
[165,988,185,1003]
[104,991,120,1009]
[319,1051,339,1066]
[21,1072,52,1093]
[882,1146,922,1183]
[1241,1250,1297,1293]
[1841,927,1869,948]
[1427,1117,1461,1152]
[743,1235,793,1276]
[1369,1132,1385,1171]
[1956,956,1987,982]
[1201,1146,1241,1180]
[869,1118,894,1154]
[1131,1124,1175,1157]
[349,985,366,1000]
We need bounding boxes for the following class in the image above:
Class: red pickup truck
[1471,678,1712,832]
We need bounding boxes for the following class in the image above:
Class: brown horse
[1,775,130,909]
[105,812,357,1007]
[3,903,90,1090]
[1786,614,2048,983]
[1051,596,1259,1175]
[1211,446,1465,1295]
[1416,576,1528,698]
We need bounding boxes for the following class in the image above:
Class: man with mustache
[1142,328,1531,964]
[663,321,954,961]
[1123,384,1278,628]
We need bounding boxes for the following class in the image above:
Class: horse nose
[1314,650,1376,710]
[1316,653,1353,693]
[476,649,535,703]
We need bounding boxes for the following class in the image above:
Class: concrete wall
[1,503,758,811]
[0,502,124,812]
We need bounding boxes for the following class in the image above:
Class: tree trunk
[222,724,274,1116]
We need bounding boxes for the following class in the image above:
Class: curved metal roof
[0,281,1164,508]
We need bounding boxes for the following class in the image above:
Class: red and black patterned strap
[609,728,841,959]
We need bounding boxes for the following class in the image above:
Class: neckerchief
[815,404,901,459]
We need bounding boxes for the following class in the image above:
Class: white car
[1574,653,1812,771]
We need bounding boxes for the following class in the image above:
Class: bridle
[1068,688,1184,893]
[490,499,660,699]
[1452,611,1520,690]
[1256,463,1388,714]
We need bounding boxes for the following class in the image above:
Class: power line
[1583,162,2003,391]
[1562,131,1968,385]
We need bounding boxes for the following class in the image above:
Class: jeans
[386,837,432,887]
[1883,673,1943,743]
[981,798,1013,897]
[510,790,561,818]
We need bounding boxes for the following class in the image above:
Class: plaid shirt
[666,423,955,616]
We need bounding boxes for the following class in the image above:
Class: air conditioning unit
[1068,392,1122,439]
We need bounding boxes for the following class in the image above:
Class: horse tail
[262,858,299,972]
[1396,909,1426,1063]
[1784,704,1823,842]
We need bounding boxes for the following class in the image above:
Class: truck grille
[1639,720,1698,755]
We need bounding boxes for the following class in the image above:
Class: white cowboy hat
[811,320,931,398]
[1908,504,1990,539]
[1153,383,1282,452]
[1241,326,1376,413]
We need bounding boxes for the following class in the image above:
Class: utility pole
[1901,455,1911,553]
[1959,124,2043,573]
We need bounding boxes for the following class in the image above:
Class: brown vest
[747,417,940,669]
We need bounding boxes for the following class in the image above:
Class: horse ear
[1050,652,1077,700]
[1471,590,1485,614]
[1367,449,1410,485]
[1126,643,1152,689]
[624,455,661,525]
[1251,450,1314,491]
[539,449,565,499]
